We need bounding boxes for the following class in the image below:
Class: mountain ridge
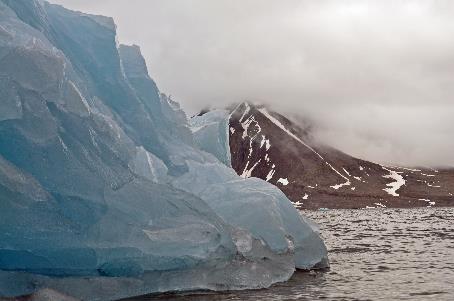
[197,102,454,209]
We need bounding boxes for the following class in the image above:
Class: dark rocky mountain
[228,102,454,209]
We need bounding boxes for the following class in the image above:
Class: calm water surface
[128,208,454,301]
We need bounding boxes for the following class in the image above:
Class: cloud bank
[50,0,454,167]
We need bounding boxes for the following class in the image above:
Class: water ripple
[125,207,454,301]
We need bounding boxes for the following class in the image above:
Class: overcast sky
[49,0,454,167]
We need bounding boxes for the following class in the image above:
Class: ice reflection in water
[124,208,454,301]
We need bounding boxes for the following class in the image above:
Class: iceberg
[0,1,328,300]
[190,109,232,166]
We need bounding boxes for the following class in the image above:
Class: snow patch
[342,168,351,177]
[417,179,441,188]
[238,102,251,123]
[258,108,351,190]
[293,200,303,209]
[419,198,436,207]
[330,179,351,190]
[248,140,253,158]
[302,193,309,200]
[382,167,406,197]
[266,168,276,182]
[260,135,271,150]
[277,178,289,186]
[240,160,261,178]
[264,153,270,162]
[241,115,260,140]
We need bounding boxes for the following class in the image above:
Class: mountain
[192,103,454,210]
[226,103,454,209]
[0,1,328,300]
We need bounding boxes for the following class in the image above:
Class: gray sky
[49,0,454,167]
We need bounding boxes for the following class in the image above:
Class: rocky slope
[226,103,454,209]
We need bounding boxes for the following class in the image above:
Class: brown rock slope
[228,102,454,209]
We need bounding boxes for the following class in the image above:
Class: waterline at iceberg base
[0,0,328,300]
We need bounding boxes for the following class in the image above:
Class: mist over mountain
[49,0,454,167]
[198,102,454,210]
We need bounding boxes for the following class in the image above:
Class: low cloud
[50,0,454,167]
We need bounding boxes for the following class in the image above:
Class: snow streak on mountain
[193,103,454,210]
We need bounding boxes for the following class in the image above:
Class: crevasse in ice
[0,1,328,300]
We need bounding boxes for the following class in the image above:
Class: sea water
[125,207,454,301]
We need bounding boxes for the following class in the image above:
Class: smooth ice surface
[0,1,328,300]
[190,109,232,167]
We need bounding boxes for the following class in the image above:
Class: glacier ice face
[130,146,169,183]
[171,160,328,269]
[0,0,328,300]
[190,109,232,166]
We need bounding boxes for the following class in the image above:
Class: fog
[49,0,454,167]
